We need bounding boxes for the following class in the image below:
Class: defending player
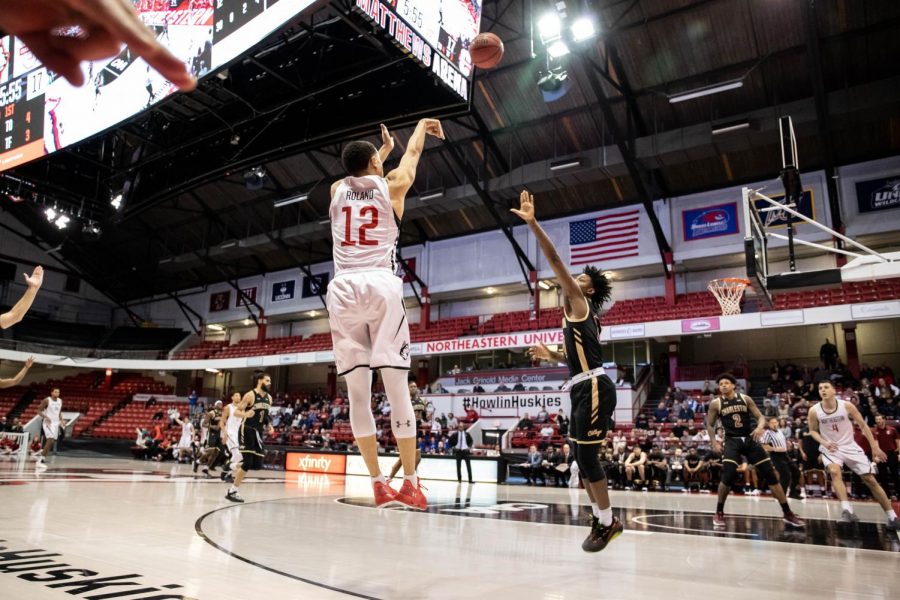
[226,373,274,503]
[514,190,623,553]
[327,120,443,510]
[707,373,805,528]
[221,391,252,483]
[808,379,899,530]
[36,386,66,470]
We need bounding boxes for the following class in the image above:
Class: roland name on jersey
[346,189,376,201]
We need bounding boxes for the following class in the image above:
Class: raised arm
[0,357,34,388]
[386,118,444,219]
[511,191,588,320]
[0,268,43,329]
[377,124,394,163]
[526,341,566,365]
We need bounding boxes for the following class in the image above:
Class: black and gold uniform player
[514,190,622,553]
[194,400,224,478]
[706,373,805,528]
[226,372,274,503]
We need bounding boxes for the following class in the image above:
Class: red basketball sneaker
[395,479,428,511]
[373,481,399,508]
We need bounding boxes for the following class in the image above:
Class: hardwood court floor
[1,456,897,600]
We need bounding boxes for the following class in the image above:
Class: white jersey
[45,397,62,422]
[225,404,243,439]
[330,175,399,275]
[813,400,855,447]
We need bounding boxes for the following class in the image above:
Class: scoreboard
[0,0,317,173]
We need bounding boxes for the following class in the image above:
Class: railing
[675,363,749,382]
[0,339,164,360]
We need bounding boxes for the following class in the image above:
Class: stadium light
[668,80,743,103]
[110,193,123,210]
[419,189,444,201]
[571,17,596,42]
[274,193,308,208]
[538,13,561,43]
[54,215,70,230]
[547,40,570,58]
[45,207,58,221]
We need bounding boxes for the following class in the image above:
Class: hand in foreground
[526,342,552,361]
[24,266,44,289]
[380,124,394,152]
[420,118,444,139]
[1,0,196,90]
[510,189,536,223]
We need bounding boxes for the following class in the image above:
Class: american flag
[569,209,641,265]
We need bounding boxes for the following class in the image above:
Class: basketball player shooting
[513,190,623,553]
[327,119,444,510]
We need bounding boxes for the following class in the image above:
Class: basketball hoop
[708,278,751,316]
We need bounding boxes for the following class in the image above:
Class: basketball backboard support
[744,115,900,304]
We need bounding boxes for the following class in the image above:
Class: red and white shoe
[712,511,726,528]
[373,481,399,508]
[395,479,428,511]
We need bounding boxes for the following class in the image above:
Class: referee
[761,416,794,495]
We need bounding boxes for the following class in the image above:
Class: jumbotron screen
[0,0,316,173]
[354,0,483,101]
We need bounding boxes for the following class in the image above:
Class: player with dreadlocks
[513,190,622,553]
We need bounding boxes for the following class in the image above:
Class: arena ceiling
[1,0,899,308]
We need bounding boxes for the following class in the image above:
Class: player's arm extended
[0,357,33,388]
[377,124,394,163]
[511,190,588,320]
[0,267,43,329]
[387,118,444,219]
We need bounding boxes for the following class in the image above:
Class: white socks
[591,504,613,526]
[887,509,897,520]
[372,474,386,485]
[229,485,238,493]
[841,501,853,513]
[404,474,418,487]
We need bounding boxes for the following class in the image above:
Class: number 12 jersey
[330,175,399,275]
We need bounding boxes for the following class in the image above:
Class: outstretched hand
[421,118,444,139]
[380,124,394,152]
[24,357,35,369]
[1,0,196,90]
[24,266,44,289]
[510,190,535,223]
[526,342,552,361]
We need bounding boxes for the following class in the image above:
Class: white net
[0,431,30,464]
[708,278,750,316]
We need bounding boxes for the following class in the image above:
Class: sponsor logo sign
[681,317,721,333]
[271,279,296,302]
[682,202,739,241]
[855,176,900,213]
[285,452,347,474]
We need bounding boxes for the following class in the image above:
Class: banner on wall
[682,202,739,241]
[753,189,815,228]
[302,273,329,298]
[209,291,230,312]
[423,330,563,355]
[855,176,900,213]
[235,287,258,308]
[285,452,347,474]
[271,280,296,303]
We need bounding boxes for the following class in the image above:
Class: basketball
[470,32,504,69]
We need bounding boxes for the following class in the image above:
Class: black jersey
[718,394,754,437]
[562,298,603,378]
[245,389,271,431]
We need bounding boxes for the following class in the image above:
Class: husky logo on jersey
[400,342,410,360]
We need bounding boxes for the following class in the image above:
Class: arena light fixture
[712,120,752,135]
[205,368,220,374]
[550,158,582,171]
[538,280,552,290]
[54,215,70,230]
[206,324,225,331]
[538,13,562,43]
[485,287,497,295]
[547,40,570,58]
[571,17,596,42]
[308,310,319,317]
[45,207,58,221]
[419,188,444,201]
[274,193,308,208]
[110,193,124,210]
[242,319,252,326]
[220,240,238,249]
[667,80,744,104]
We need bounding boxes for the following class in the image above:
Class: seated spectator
[683,447,705,490]
[668,448,684,487]
[429,379,448,394]
[692,428,710,450]
[624,445,648,489]
[700,380,714,399]
[450,364,461,375]
[536,407,549,423]
[495,383,511,392]
[538,423,554,449]
[791,398,811,421]
[685,395,699,414]
[437,413,448,430]
[634,413,649,429]
[647,445,669,490]
[516,413,533,430]
[673,387,687,404]
[677,403,695,422]
[447,413,459,429]
[880,396,898,419]
[430,417,442,435]
[671,419,688,440]
[472,384,485,393]
[778,418,792,440]
[523,444,545,485]
[653,402,670,423]
[612,430,626,454]
[704,447,723,491]
[512,383,526,392]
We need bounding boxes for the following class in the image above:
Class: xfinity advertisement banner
[855,176,900,213]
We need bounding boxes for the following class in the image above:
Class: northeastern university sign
[423,330,563,355]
